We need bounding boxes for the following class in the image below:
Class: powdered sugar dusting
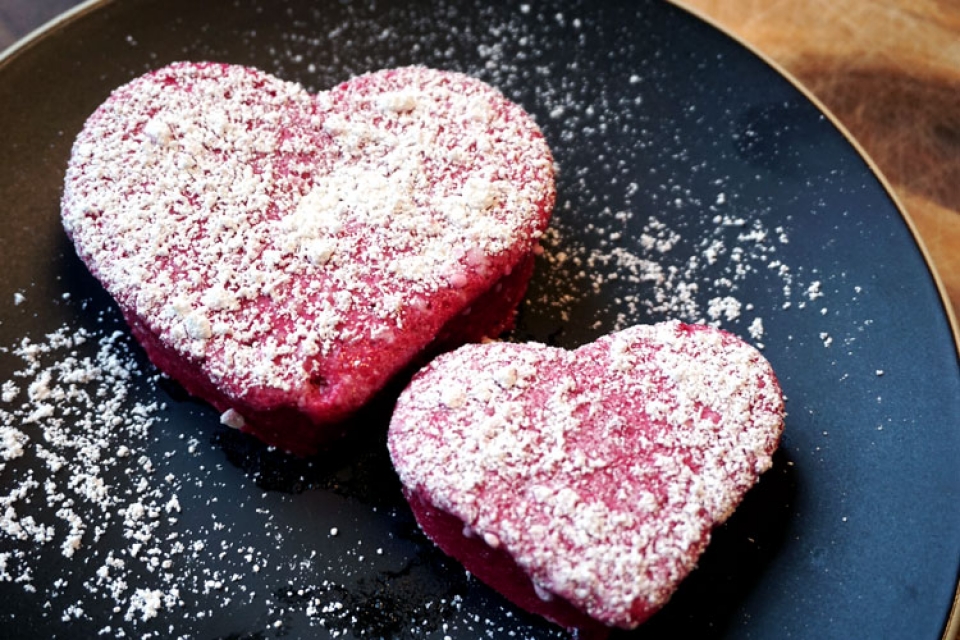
[0,324,174,620]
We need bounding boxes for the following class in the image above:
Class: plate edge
[0,0,111,68]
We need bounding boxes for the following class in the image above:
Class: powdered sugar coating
[388,321,784,629]
[61,62,554,451]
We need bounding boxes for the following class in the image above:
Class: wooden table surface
[2,0,959,328]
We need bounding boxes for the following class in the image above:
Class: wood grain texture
[673,0,960,322]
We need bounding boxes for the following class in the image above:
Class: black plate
[1,1,959,638]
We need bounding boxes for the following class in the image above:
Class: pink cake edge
[404,487,613,639]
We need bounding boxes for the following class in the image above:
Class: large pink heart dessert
[388,321,784,636]
[61,62,554,455]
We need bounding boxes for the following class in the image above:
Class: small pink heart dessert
[388,321,784,635]
[62,62,554,454]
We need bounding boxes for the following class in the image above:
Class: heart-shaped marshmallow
[62,62,554,454]
[388,321,784,634]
